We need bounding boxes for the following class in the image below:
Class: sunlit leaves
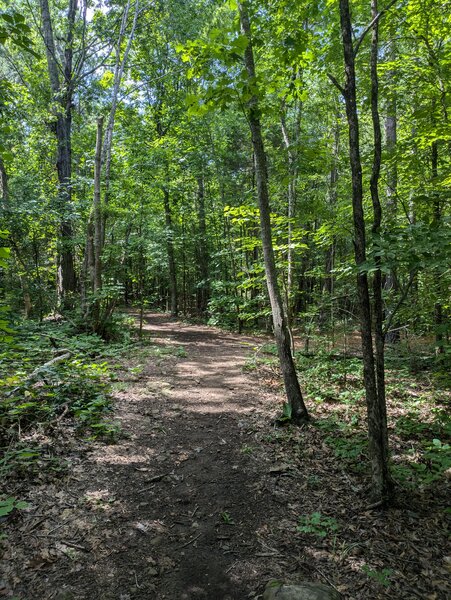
[0,10,37,56]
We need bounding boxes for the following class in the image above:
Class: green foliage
[0,10,37,56]
[220,511,235,525]
[0,319,136,476]
[325,432,368,466]
[0,444,65,479]
[297,512,339,538]
[295,350,365,404]
[0,496,28,517]
[395,409,450,440]
[393,438,451,486]
[361,565,393,587]
[0,356,112,435]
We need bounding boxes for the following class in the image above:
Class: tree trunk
[0,158,8,202]
[337,0,390,502]
[238,0,308,423]
[101,0,139,246]
[384,38,400,343]
[40,0,77,302]
[163,187,178,317]
[431,138,444,354]
[196,174,210,315]
[280,94,301,330]
[321,118,339,328]
[93,117,104,294]
[369,0,391,490]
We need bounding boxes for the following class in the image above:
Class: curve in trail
[52,313,279,600]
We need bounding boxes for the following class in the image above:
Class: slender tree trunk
[0,158,8,202]
[196,174,210,315]
[93,117,104,294]
[40,0,77,302]
[138,194,145,338]
[384,38,400,343]
[321,119,339,327]
[238,0,308,423]
[280,94,301,329]
[163,187,178,317]
[337,0,390,502]
[370,0,391,489]
[431,138,444,354]
[181,216,187,315]
[101,0,139,246]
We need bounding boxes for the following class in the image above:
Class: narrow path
[30,314,279,599]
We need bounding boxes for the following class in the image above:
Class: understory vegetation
[247,334,450,489]
[0,317,134,485]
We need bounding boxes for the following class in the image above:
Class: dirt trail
[9,314,282,599]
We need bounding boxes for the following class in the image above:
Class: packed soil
[1,314,449,599]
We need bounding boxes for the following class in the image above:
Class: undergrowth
[249,337,451,489]
[0,314,140,480]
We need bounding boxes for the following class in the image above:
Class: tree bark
[40,0,77,302]
[384,38,400,343]
[431,137,444,354]
[163,186,178,317]
[338,0,390,502]
[196,173,210,315]
[238,0,308,423]
[101,0,139,246]
[0,158,8,202]
[93,117,104,294]
[369,0,391,489]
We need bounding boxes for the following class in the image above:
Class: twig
[56,403,70,422]
[190,504,199,518]
[133,570,142,589]
[137,473,169,493]
[61,540,90,552]
[179,533,201,549]
[365,499,385,510]
[26,516,48,534]
[45,515,80,536]
[5,353,72,397]
[315,567,341,594]
[383,270,416,337]
[226,561,237,574]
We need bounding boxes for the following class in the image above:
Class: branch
[76,52,114,82]
[5,353,72,398]
[354,0,398,57]
[383,270,416,337]
[327,73,345,96]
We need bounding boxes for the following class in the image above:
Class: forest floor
[1,313,450,599]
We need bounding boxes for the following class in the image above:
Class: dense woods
[0,0,450,597]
